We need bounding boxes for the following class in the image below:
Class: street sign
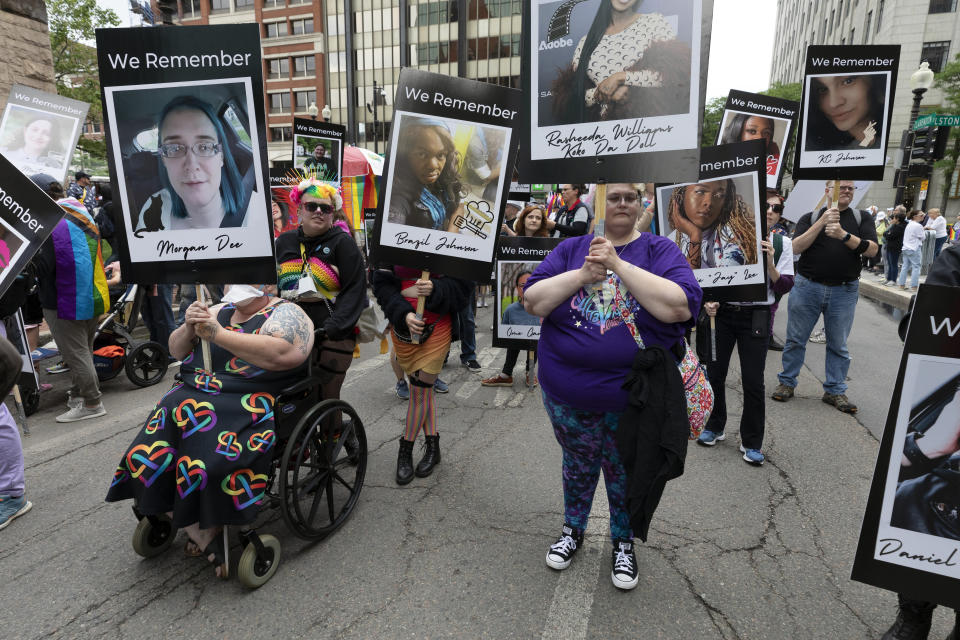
[912,113,960,130]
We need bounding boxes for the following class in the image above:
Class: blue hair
[157,95,245,220]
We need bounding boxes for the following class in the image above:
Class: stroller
[93,284,168,388]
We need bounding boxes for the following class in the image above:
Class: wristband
[855,238,870,255]
[842,232,852,243]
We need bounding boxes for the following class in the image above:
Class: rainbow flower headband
[285,169,343,211]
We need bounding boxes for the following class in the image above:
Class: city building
[0,0,55,104]
[157,0,522,168]
[772,0,960,212]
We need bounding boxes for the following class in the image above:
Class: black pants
[704,305,769,450]
[502,346,537,376]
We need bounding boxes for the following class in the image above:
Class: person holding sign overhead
[524,182,701,590]
[372,265,470,486]
[387,117,465,232]
[147,95,249,230]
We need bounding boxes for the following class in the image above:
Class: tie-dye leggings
[542,391,632,542]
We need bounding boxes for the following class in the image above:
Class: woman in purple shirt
[524,182,701,590]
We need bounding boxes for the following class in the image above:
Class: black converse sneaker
[545,524,583,570]
[610,539,639,590]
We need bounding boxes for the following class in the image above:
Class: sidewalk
[858,272,922,311]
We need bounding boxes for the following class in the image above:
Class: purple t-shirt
[526,233,702,412]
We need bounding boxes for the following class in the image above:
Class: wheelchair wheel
[237,534,281,588]
[132,514,177,558]
[125,341,168,388]
[279,399,367,540]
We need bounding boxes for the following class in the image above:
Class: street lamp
[365,79,387,153]
[321,104,331,123]
[895,61,936,206]
[307,101,319,121]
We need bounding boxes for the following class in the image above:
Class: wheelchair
[126,332,368,588]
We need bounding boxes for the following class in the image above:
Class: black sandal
[201,529,229,579]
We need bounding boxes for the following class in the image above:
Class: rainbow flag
[51,198,109,320]
[341,173,379,231]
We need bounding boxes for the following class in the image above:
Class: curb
[858,276,916,311]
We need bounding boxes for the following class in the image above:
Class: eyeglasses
[303,202,334,215]
[767,203,784,213]
[606,192,639,205]
[158,141,222,158]
[835,186,856,192]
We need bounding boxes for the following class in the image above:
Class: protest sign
[269,170,297,237]
[373,68,522,281]
[493,236,560,349]
[717,89,799,190]
[0,84,89,186]
[656,140,768,302]
[96,24,274,285]
[781,179,872,223]
[520,0,714,184]
[793,45,900,182]
[292,118,345,184]
[0,153,66,299]
[852,284,960,609]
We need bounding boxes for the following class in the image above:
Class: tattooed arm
[203,302,315,372]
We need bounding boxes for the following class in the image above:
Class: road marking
[456,380,481,399]
[477,346,498,368]
[494,387,512,407]
[508,391,525,408]
[541,520,604,640]
[342,353,390,389]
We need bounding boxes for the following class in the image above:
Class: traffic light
[911,125,950,161]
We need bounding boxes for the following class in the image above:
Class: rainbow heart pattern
[241,392,274,426]
[193,370,223,395]
[225,357,264,378]
[174,398,217,438]
[126,440,175,487]
[176,456,208,498]
[145,407,166,435]
[160,382,184,402]
[221,468,268,510]
[182,351,194,365]
[216,430,243,461]
[247,430,276,453]
[110,465,129,488]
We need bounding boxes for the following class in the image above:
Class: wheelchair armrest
[277,377,317,398]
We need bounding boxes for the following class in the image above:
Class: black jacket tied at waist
[616,344,689,542]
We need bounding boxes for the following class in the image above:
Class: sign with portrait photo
[373,68,522,281]
[269,170,297,237]
[717,89,799,190]
[493,236,560,349]
[520,0,714,184]
[852,285,960,610]
[95,24,274,285]
[292,118,345,184]
[655,140,768,302]
[793,45,900,181]
[781,179,872,223]
[0,153,66,299]
[0,84,89,186]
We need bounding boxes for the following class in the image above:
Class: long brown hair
[668,180,758,265]
[514,205,549,237]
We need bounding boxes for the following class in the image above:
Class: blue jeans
[934,236,947,258]
[885,247,900,283]
[897,248,922,288]
[778,275,859,395]
[457,284,477,363]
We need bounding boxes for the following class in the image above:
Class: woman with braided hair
[667,178,758,270]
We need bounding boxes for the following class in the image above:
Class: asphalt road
[2,295,954,639]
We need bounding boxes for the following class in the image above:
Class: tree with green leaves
[933,55,960,206]
[48,0,120,126]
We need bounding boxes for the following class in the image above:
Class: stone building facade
[0,0,56,108]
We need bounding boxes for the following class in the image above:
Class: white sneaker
[66,393,82,410]
[56,403,107,423]
[611,539,640,590]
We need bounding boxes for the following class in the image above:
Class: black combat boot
[396,438,415,485]
[881,595,935,640]
[414,435,441,477]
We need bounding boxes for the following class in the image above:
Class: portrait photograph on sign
[717,90,799,190]
[0,217,27,276]
[292,118,345,184]
[656,141,767,301]
[853,286,960,610]
[492,236,560,349]
[269,170,297,237]
[522,0,713,183]
[0,84,89,184]
[794,45,900,181]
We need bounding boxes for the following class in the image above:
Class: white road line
[342,353,390,389]
[494,387,512,407]
[508,391,525,408]
[541,519,604,640]
[456,380,481,399]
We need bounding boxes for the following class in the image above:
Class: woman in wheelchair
[275,178,367,446]
[106,284,313,578]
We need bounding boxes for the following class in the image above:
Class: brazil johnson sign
[793,45,900,182]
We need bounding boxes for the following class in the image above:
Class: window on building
[293,55,315,77]
[412,1,458,26]
[288,0,308,4]
[329,51,346,72]
[263,0,283,7]
[270,126,292,143]
[265,21,287,38]
[929,0,957,12]
[295,90,317,112]
[328,13,345,35]
[291,18,314,35]
[922,41,952,72]
[415,42,453,64]
[210,0,229,12]
[183,0,202,18]
[267,58,289,79]
[222,102,251,147]
[483,0,522,16]
[269,92,290,114]
[235,0,254,8]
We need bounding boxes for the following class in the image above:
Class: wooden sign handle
[831,180,840,210]
[412,269,430,345]
[196,284,213,370]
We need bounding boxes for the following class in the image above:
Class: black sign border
[492,236,560,350]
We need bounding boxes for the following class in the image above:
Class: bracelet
[854,238,870,255]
